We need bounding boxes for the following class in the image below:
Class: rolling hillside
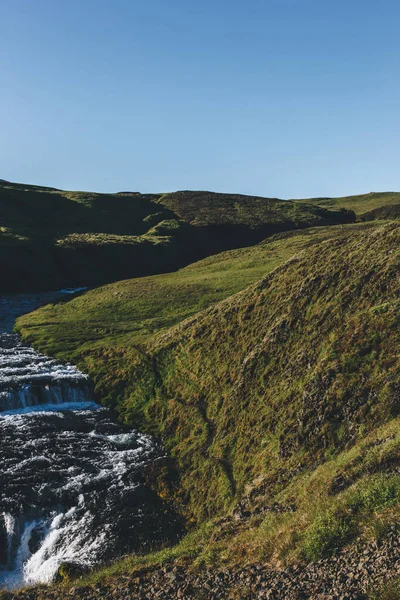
[0,180,354,292]
[296,191,400,218]
[15,222,377,362]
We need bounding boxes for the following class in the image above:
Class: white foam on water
[0,517,47,588]
[0,333,93,412]
[3,513,16,564]
[23,509,108,585]
[0,401,100,417]
[15,520,46,583]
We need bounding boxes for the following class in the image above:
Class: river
[0,291,180,589]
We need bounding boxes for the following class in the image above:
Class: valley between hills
[2,182,400,598]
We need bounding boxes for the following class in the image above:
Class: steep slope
[0,180,354,292]
[92,222,400,520]
[17,222,397,513]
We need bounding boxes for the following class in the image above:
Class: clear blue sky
[1,0,399,198]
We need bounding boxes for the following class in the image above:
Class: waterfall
[0,333,94,412]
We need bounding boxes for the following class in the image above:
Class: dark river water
[0,291,179,589]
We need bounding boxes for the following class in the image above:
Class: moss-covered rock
[55,562,87,582]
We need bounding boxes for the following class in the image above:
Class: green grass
[296,191,400,217]
[302,474,400,560]
[155,190,354,227]
[368,577,400,599]
[16,222,377,360]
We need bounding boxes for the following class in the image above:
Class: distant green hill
[0,180,354,292]
[17,219,400,576]
[296,191,400,217]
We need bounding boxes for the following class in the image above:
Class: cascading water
[0,333,94,411]
[0,292,182,589]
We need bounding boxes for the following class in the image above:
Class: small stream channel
[0,291,180,589]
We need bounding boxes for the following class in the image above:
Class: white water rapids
[0,333,93,411]
[0,292,181,589]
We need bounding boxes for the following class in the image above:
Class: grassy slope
[108,222,400,520]
[0,180,354,292]
[156,190,345,227]
[296,191,400,217]
[16,220,400,574]
[16,222,376,360]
